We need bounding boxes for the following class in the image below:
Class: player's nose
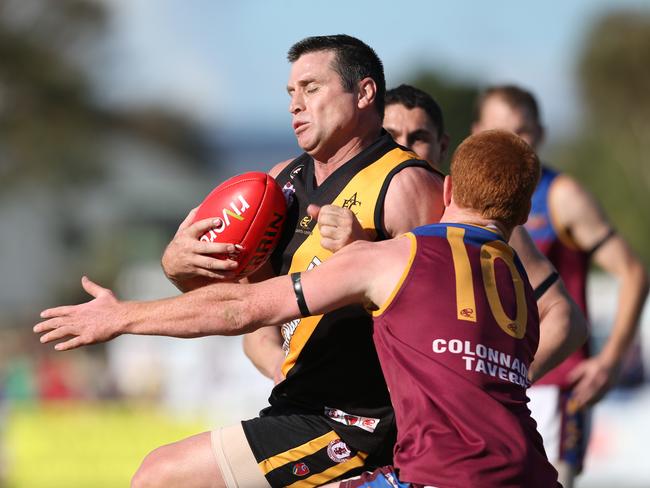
[289,92,304,114]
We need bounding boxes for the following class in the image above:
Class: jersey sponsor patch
[327,439,352,463]
[325,407,380,433]
[292,462,310,476]
[281,319,300,355]
[431,338,531,388]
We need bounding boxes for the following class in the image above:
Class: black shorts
[242,409,395,488]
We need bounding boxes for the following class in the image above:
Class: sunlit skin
[384,103,447,169]
[472,95,543,149]
[287,50,380,173]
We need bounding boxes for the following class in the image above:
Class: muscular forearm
[125,285,258,338]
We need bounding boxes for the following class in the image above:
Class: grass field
[3,402,209,488]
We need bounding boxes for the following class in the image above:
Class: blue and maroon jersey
[525,166,590,387]
[372,223,559,487]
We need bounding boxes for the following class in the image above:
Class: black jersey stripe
[374,161,444,240]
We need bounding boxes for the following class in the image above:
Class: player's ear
[357,77,377,110]
[439,132,451,160]
[443,175,453,207]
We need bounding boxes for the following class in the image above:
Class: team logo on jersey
[460,308,475,319]
[324,407,380,433]
[290,164,304,180]
[300,215,312,229]
[292,462,310,476]
[327,439,352,463]
[282,181,296,207]
[342,192,362,211]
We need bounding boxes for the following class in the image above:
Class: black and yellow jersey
[265,131,434,450]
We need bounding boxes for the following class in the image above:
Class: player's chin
[295,133,317,153]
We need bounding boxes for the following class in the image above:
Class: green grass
[3,402,209,488]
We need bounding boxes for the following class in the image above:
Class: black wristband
[291,272,311,317]
[534,271,560,301]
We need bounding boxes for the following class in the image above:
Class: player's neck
[440,207,511,240]
[311,125,382,186]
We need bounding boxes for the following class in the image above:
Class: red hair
[451,130,540,228]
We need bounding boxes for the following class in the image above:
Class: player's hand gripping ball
[193,172,287,278]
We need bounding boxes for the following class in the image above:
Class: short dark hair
[475,85,541,125]
[385,84,445,137]
[287,34,385,117]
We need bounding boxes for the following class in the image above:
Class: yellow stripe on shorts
[258,430,340,475]
[284,451,368,488]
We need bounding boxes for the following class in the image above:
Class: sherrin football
[193,171,287,278]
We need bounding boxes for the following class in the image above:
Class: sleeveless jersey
[525,166,590,387]
[373,224,558,487]
[267,131,434,451]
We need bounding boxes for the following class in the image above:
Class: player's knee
[131,446,177,488]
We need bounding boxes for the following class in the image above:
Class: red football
[193,172,287,278]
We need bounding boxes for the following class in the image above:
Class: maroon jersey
[372,223,559,487]
[525,167,589,387]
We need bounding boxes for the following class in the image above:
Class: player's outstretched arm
[34,274,298,351]
[550,175,650,407]
[509,226,589,383]
[34,240,402,352]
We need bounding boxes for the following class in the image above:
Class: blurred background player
[383,84,449,171]
[36,129,565,487]
[472,84,649,487]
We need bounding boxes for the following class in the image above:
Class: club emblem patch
[327,439,352,463]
